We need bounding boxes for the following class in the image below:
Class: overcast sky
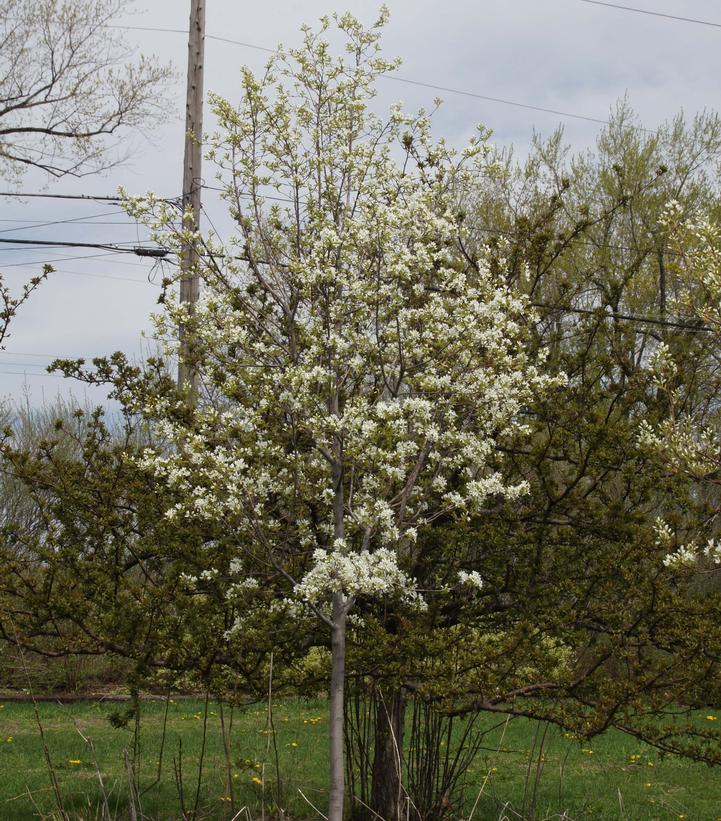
[2,0,720,406]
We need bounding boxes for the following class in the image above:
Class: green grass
[0,697,719,820]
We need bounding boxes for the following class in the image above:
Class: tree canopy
[0,0,174,181]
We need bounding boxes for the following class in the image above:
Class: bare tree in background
[0,0,175,182]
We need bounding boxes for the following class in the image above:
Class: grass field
[0,697,719,820]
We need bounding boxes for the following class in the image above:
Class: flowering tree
[640,207,721,570]
[61,12,558,817]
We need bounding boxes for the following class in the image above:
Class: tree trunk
[329,591,347,821]
[370,687,406,821]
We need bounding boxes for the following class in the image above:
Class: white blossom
[662,544,699,570]
[294,548,426,611]
[458,570,484,590]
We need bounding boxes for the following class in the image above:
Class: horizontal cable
[0,237,169,257]
[0,210,132,235]
[0,251,149,269]
[577,0,721,29]
[0,370,65,378]
[533,301,711,333]
[105,23,648,132]
[0,191,176,203]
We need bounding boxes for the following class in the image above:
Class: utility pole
[178,0,206,392]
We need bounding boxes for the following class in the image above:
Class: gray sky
[2,0,720,406]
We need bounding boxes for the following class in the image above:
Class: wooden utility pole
[178,0,206,392]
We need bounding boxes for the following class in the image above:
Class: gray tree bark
[329,591,348,821]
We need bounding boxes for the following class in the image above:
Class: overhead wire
[0,210,133,235]
[0,218,133,227]
[33,266,158,285]
[0,237,169,257]
[106,23,275,52]
[0,251,153,269]
[0,370,65,378]
[0,191,176,203]
[577,0,721,29]
[104,23,647,132]
[0,360,59,369]
[382,74,620,128]
[0,351,71,359]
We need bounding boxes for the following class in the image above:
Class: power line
[1,264,157,284]
[577,0,721,29]
[0,218,132,227]
[0,360,56,369]
[43,267,158,285]
[383,75,614,128]
[0,370,65,378]
[0,251,148,269]
[106,24,641,132]
[533,301,712,333]
[0,191,176,203]
[0,210,134,235]
[0,351,66,359]
[2,252,163,271]
[107,23,275,52]
[0,191,126,203]
[0,237,169,257]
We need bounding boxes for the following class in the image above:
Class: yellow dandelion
[5,736,13,743]
[490,767,497,773]
[644,783,652,788]
[706,715,717,721]
[220,796,231,802]
[251,776,262,785]
[68,760,81,765]
[647,761,654,767]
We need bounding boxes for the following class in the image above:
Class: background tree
[0,0,174,182]
[342,104,721,819]
[639,207,721,569]
[0,392,288,698]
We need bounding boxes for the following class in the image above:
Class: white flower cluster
[294,548,426,610]
[638,419,720,481]
[647,342,678,388]
[655,518,721,570]
[227,577,260,597]
[457,570,484,590]
[662,544,699,570]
